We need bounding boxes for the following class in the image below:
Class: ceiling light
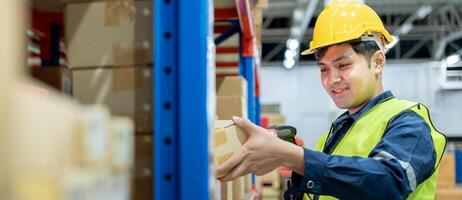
[286,39,300,50]
[293,9,304,21]
[446,54,461,66]
[290,27,302,37]
[397,23,413,35]
[416,5,433,19]
[284,49,296,59]
[283,58,295,69]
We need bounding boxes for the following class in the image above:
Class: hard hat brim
[300,49,314,55]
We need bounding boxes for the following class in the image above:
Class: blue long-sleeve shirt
[288,91,436,200]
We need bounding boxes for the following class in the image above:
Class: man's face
[317,43,379,112]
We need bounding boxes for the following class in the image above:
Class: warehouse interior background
[1,0,462,199]
[260,0,462,148]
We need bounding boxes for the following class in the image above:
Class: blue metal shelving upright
[154,0,211,199]
[239,53,256,123]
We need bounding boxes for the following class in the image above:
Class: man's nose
[328,69,341,85]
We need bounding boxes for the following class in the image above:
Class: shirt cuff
[298,148,329,193]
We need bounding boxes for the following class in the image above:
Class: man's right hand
[215,116,305,182]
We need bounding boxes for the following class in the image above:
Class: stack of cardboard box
[66,0,153,134]
[253,0,268,44]
[3,82,134,199]
[64,0,153,199]
[216,76,248,120]
[214,76,253,199]
[259,112,286,200]
[214,120,247,200]
[436,152,462,199]
[2,1,134,199]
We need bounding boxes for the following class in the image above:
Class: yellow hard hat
[301,0,392,55]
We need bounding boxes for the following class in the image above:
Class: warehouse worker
[215,0,447,199]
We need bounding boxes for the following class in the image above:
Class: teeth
[333,88,345,93]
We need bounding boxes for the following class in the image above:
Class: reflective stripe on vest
[305,98,446,200]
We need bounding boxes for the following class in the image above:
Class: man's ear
[370,50,385,74]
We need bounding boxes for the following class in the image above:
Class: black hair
[315,41,380,65]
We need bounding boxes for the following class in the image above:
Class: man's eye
[339,63,350,68]
[320,68,327,72]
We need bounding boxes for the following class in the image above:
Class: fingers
[294,136,304,146]
[219,157,251,182]
[232,116,263,135]
[215,147,247,180]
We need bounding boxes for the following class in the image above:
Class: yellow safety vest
[304,98,446,200]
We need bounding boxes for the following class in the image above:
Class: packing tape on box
[111,67,150,92]
[112,43,149,66]
[214,128,228,148]
[112,67,153,133]
[106,1,151,66]
[112,67,137,92]
[105,1,136,26]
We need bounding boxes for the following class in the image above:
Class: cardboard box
[5,85,77,199]
[436,187,462,200]
[30,66,73,96]
[72,66,153,133]
[217,96,247,120]
[214,120,247,178]
[244,174,252,193]
[254,24,262,44]
[214,180,233,200]
[253,8,263,43]
[131,174,153,200]
[108,117,134,171]
[262,187,280,200]
[3,84,112,199]
[220,181,233,200]
[135,135,154,165]
[255,0,268,9]
[133,135,153,181]
[132,135,153,200]
[258,170,281,189]
[216,76,248,98]
[66,1,153,68]
[253,8,263,26]
[437,153,456,188]
[74,106,111,168]
[6,83,82,171]
[109,172,131,200]
[232,177,244,200]
[3,82,134,199]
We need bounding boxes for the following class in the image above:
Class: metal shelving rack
[154,0,211,199]
[155,0,261,199]
[215,0,261,124]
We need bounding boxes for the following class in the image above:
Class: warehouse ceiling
[262,0,462,63]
